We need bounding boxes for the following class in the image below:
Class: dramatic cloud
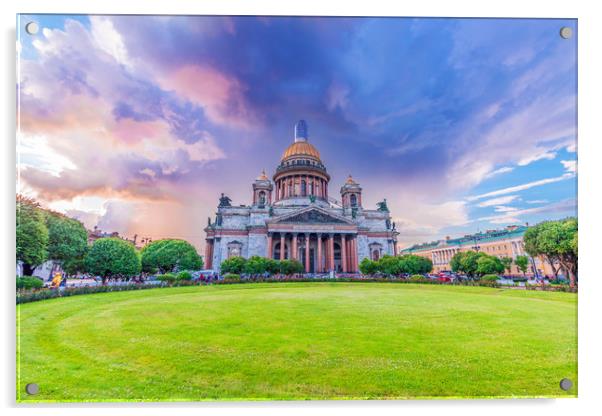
[467,174,574,202]
[17,15,577,250]
[477,195,520,208]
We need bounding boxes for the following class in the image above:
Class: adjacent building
[400,225,557,277]
[204,120,399,273]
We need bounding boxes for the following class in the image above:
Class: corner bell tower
[252,170,273,208]
[341,175,362,210]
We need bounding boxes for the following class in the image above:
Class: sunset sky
[17,15,577,251]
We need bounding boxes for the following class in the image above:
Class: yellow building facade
[400,225,558,277]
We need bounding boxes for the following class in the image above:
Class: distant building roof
[401,225,528,253]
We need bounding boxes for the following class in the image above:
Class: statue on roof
[218,193,232,207]
[377,198,389,212]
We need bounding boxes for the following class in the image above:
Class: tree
[141,239,202,273]
[476,255,505,276]
[45,212,88,275]
[376,255,402,276]
[84,238,141,284]
[524,222,560,279]
[450,251,482,277]
[399,254,432,274]
[16,195,48,275]
[279,259,304,275]
[244,256,269,275]
[359,258,378,275]
[524,218,578,287]
[265,258,280,275]
[515,255,529,276]
[500,257,513,274]
[451,251,504,277]
[220,256,247,274]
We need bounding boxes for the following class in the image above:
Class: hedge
[16,275,576,304]
[16,276,43,290]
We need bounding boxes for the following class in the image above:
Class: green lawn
[17,282,577,402]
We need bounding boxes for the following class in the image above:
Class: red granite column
[280,233,285,260]
[204,240,213,269]
[292,233,298,260]
[304,233,310,273]
[316,233,323,273]
[267,233,273,259]
[350,236,357,272]
[204,240,211,269]
[341,234,347,272]
[328,234,334,272]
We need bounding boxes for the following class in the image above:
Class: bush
[481,274,499,282]
[177,271,193,281]
[359,258,378,275]
[223,273,241,281]
[220,257,247,274]
[409,274,426,282]
[156,273,177,283]
[16,276,43,290]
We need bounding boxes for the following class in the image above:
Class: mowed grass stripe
[17,283,577,401]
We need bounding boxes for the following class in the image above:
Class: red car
[437,276,452,282]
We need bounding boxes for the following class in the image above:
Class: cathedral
[204,120,399,273]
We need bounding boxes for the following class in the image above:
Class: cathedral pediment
[270,207,353,225]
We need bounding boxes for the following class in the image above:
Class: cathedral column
[351,236,358,272]
[328,234,335,272]
[205,239,213,270]
[267,233,273,259]
[341,234,347,273]
[292,233,298,260]
[316,233,323,273]
[280,233,285,260]
[304,233,310,273]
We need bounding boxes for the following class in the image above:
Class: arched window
[372,250,380,261]
[301,180,307,196]
[258,191,266,206]
[310,180,314,195]
[350,194,357,207]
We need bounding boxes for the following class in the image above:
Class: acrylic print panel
[16,14,577,402]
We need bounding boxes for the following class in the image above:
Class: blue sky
[17,15,577,249]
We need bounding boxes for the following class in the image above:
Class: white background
[2,1,601,415]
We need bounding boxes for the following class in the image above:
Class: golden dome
[281,141,321,161]
[346,174,357,184]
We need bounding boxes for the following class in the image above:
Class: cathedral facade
[204,121,399,273]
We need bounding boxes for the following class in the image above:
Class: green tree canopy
[476,255,505,276]
[359,258,378,275]
[376,255,402,276]
[45,212,88,274]
[514,255,529,276]
[451,251,504,277]
[140,239,202,273]
[244,256,270,275]
[500,257,513,273]
[84,238,141,282]
[279,259,304,275]
[398,254,433,274]
[523,218,578,286]
[220,256,247,274]
[16,196,49,271]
